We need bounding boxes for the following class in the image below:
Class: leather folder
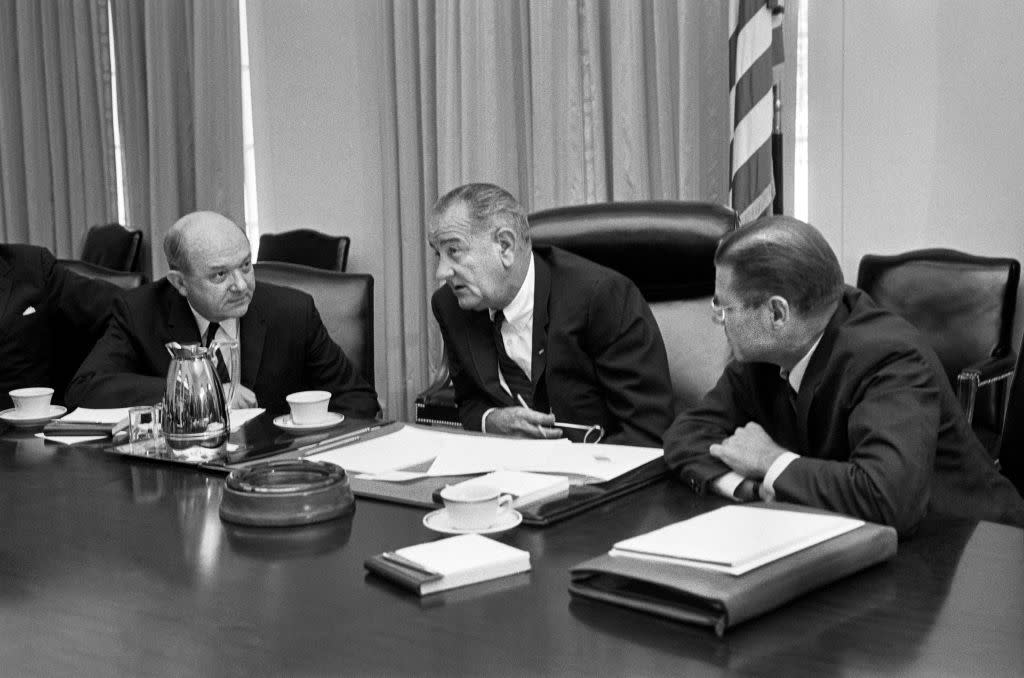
[569,515,897,636]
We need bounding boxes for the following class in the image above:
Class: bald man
[66,211,380,418]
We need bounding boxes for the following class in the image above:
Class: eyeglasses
[710,296,739,323]
[554,421,605,444]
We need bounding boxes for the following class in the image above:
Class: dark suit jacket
[0,245,120,410]
[432,246,673,447]
[65,279,380,417]
[664,286,1024,535]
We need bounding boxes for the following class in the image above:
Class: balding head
[164,211,255,322]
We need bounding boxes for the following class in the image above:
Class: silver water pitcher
[163,341,240,451]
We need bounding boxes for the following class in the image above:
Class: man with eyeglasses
[663,215,1024,535]
[429,183,673,447]
[66,211,380,418]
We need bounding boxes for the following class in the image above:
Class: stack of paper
[610,506,864,575]
[365,533,531,595]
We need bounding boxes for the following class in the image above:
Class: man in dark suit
[0,245,120,410]
[66,211,380,418]
[430,183,673,447]
[663,215,1024,535]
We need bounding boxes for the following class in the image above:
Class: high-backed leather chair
[259,230,350,272]
[997,344,1024,496]
[58,259,146,290]
[254,262,373,386]
[528,201,738,412]
[857,249,1020,453]
[81,223,143,272]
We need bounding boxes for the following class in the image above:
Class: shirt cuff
[481,408,497,434]
[760,451,799,501]
[711,471,746,501]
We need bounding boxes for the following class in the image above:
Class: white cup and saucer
[273,390,345,432]
[0,387,67,429]
[423,484,523,535]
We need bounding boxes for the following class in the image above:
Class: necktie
[492,311,533,407]
[204,322,232,385]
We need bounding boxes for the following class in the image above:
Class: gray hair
[433,183,530,245]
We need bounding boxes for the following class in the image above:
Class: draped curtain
[380,0,729,420]
[0,0,117,254]
[110,0,244,279]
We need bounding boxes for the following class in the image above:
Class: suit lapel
[530,254,551,408]
[466,310,513,406]
[239,295,266,388]
[794,293,853,451]
[164,287,201,343]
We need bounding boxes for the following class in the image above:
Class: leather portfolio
[568,507,897,636]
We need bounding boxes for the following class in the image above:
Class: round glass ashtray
[219,459,355,526]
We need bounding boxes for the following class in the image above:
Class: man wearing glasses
[663,215,1024,535]
[429,183,673,447]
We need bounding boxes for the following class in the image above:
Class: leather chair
[857,249,1020,454]
[254,262,373,387]
[996,344,1024,496]
[81,223,143,272]
[58,259,146,290]
[414,200,739,426]
[259,230,350,272]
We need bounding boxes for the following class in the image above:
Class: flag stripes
[729,0,782,225]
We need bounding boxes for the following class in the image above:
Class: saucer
[273,412,345,432]
[422,508,523,535]
[0,405,68,429]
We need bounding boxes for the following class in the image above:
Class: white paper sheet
[60,407,131,424]
[35,433,107,445]
[306,426,446,473]
[229,408,265,431]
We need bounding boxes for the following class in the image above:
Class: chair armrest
[957,352,1017,424]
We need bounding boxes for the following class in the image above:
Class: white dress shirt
[189,307,240,383]
[481,255,535,431]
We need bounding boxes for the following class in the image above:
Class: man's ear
[495,227,518,268]
[166,270,189,298]
[766,295,790,327]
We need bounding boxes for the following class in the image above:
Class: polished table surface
[2,424,1023,677]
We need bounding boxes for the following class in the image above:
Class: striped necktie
[204,322,232,385]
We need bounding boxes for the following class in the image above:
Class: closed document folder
[569,503,897,636]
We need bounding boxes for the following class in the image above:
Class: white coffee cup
[286,390,332,424]
[439,483,513,531]
[9,387,54,417]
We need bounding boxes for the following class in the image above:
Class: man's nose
[230,269,249,290]
[435,258,452,282]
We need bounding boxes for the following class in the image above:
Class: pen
[381,551,444,578]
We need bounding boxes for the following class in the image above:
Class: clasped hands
[710,422,789,499]
[485,405,563,439]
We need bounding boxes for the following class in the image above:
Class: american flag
[729,0,785,225]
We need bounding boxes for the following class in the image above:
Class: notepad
[610,506,864,576]
[447,470,569,508]
[43,407,131,436]
[364,534,531,595]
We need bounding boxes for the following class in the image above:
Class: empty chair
[529,200,738,413]
[259,229,350,271]
[81,223,143,272]
[857,248,1019,453]
[254,262,373,387]
[58,259,146,290]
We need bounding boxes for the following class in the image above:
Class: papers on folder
[306,424,660,481]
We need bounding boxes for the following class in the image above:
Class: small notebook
[43,407,131,436]
[365,534,531,595]
[444,470,570,509]
[611,505,864,575]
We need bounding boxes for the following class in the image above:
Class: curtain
[110,0,244,279]
[0,0,117,254]
[380,0,730,420]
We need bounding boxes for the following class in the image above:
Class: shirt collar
[490,253,535,326]
[189,305,239,343]
[782,333,822,392]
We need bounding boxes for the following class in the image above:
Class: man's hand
[229,384,258,409]
[484,406,562,439]
[709,421,787,479]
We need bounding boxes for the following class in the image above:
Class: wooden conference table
[2,417,1023,677]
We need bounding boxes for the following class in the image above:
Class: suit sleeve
[772,349,938,534]
[663,362,753,491]
[49,259,122,338]
[586,277,674,446]
[64,295,166,408]
[431,292,491,431]
[300,296,381,418]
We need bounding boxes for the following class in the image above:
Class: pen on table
[381,551,443,578]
